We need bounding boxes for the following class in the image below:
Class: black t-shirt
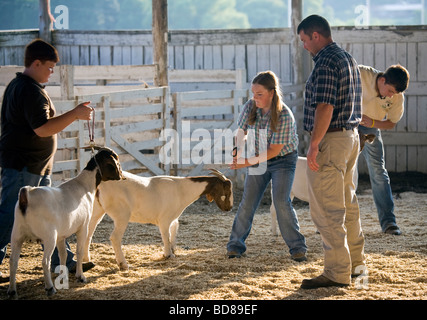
[0,72,57,175]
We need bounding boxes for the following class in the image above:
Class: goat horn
[208,168,229,181]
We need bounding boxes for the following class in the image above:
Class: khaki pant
[307,129,365,284]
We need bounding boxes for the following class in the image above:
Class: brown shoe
[301,275,348,289]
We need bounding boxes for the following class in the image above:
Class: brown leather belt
[327,127,355,133]
[308,127,356,135]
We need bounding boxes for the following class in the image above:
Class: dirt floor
[0,173,426,301]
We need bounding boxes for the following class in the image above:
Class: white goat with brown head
[84,169,233,270]
[8,147,124,298]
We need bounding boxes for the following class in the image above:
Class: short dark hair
[383,64,410,93]
[297,15,331,39]
[24,39,59,68]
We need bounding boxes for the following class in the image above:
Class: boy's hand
[74,101,93,120]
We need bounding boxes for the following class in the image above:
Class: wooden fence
[51,87,170,183]
[0,65,246,99]
[0,65,252,183]
[1,26,426,174]
[172,89,248,176]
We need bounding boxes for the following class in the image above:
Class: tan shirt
[359,65,404,123]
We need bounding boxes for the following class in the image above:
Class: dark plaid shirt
[303,42,362,132]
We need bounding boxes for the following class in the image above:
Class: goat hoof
[119,263,129,271]
[76,276,87,283]
[7,290,17,299]
[46,287,57,296]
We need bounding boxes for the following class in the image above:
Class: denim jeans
[358,125,397,232]
[0,167,75,269]
[227,151,307,255]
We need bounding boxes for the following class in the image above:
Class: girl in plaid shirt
[227,71,307,262]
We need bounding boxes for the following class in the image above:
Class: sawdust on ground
[0,175,426,301]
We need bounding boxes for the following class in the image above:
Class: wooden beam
[59,65,74,100]
[290,0,308,154]
[152,0,168,87]
[382,132,427,146]
[39,0,52,43]
[290,0,303,85]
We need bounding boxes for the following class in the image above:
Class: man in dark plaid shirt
[297,15,366,290]
[303,45,362,133]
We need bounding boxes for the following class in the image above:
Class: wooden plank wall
[1,26,426,173]
[51,87,171,183]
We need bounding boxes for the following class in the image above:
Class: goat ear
[206,194,214,202]
[101,162,122,181]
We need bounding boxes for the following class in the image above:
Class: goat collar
[92,154,103,178]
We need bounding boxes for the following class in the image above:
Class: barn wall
[1,26,426,173]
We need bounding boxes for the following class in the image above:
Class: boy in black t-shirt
[0,39,94,282]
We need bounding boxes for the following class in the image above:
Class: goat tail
[18,187,29,216]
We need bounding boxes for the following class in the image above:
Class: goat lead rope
[87,107,95,155]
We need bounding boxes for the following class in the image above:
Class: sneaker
[291,252,307,262]
[227,251,245,259]
[384,225,401,235]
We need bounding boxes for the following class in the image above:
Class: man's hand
[307,143,320,172]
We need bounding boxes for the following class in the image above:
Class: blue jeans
[0,167,75,269]
[227,151,307,255]
[358,126,397,232]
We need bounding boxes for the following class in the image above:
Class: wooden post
[290,0,303,86]
[59,65,74,100]
[39,0,52,43]
[152,0,169,87]
[289,0,308,154]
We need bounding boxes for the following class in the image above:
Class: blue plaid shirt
[303,42,362,132]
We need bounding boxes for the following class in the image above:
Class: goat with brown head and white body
[84,169,233,270]
[8,147,124,298]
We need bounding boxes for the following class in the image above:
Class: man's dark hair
[24,39,59,67]
[383,64,410,93]
[297,14,332,39]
